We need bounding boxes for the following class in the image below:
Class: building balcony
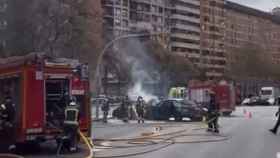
[172,23,201,33]
[171,33,200,41]
[202,47,225,53]
[171,14,200,24]
[132,0,152,5]
[129,22,153,30]
[187,53,201,58]
[171,41,200,50]
[174,5,200,15]
[177,0,200,7]
[201,63,226,69]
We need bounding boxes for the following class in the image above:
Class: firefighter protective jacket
[64,105,79,125]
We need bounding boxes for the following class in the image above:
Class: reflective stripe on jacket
[64,106,79,125]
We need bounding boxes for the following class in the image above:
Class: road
[94,106,280,158]
[128,106,280,158]
[15,106,280,158]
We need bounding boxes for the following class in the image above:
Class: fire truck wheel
[16,142,41,153]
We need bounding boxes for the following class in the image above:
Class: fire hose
[0,154,24,158]
[93,118,230,158]
[56,129,94,158]
[79,130,94,158]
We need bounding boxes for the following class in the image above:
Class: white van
[260,87,280,105]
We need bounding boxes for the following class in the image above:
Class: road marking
[277,152,280,158]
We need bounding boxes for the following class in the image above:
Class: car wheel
[175,117,182,121]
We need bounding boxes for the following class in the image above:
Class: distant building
[200,0,226,78]
[272,7,280,16]
[102,0,130,38]
[101,0,280,81]
[102,0,202,67]
[225,1,280,64]
[170,0,201,66]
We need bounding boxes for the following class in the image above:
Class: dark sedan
[151,99,204,121]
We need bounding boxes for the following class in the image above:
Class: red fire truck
[0,53,91,144]
[188,80,236,116]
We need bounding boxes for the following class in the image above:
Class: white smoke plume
[117,38,160,103]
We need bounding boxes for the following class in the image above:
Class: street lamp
[93,32,169,95]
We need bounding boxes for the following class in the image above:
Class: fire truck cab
[0,53,91,144]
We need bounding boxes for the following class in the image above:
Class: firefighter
[206,91,220,133]
[269,96,280,134]
[63,100,80,152]
[0,96,16,152]
[101,98,110,123]
[136,96,145,123]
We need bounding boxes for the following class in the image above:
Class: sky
[229,0,280,12]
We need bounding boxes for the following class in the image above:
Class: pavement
[122,106,280,158]
[8,105,280,158]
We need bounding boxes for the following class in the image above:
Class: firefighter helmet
[69,101,77,106]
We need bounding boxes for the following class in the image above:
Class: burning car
[150,99,204,121]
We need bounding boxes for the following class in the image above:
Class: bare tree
[145,40,200,86]
[5,0,103,60]
[226,43,280,80]
[3,0,104,91]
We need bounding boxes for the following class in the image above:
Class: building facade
[225,1,280,64]
[102,0,130,38]
[102,0,203,67]
[200,0,226,78]
[170,0,201,66]
[102,0,280,81]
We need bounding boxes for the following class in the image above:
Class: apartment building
[200,0,226,78]
[102,0,203,65]
[225,1,280,64]
[102,0,130,37]
[129,0,172,34]
[102,0,172,36]
[169,0,201,66]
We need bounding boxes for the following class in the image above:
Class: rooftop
[225,1,280,24]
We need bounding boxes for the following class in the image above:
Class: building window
[115,8,121,16]
[123,20,128,27]
[0,3,7,12]
[115,0,121,5]
[114,18,121,26]
[151,6,157,12]
[122,10,128,17]
[159,7,163,13]
[0,20,7,29]
[123,0,128,7]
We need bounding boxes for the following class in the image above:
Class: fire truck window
[45,79,70,128]
[0,76,21,123]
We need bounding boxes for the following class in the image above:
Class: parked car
[241,96,261,105]
[150,99,203,121]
